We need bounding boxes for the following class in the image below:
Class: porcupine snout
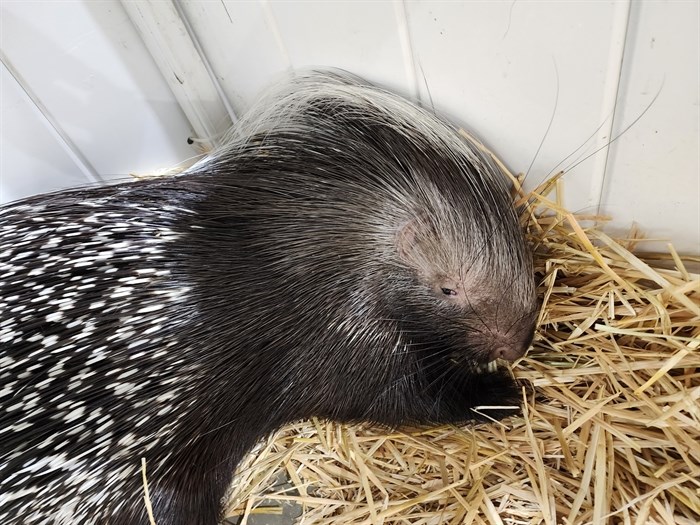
[487,323,535,362]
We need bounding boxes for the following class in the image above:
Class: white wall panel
[0,0,194,203]
[266,1,412,94]
[603,0,700,254]
[179,0,412,114]
[178,0,290,117]
[404,0,630,214]
[121,0,235,145]
[1,66,88,203]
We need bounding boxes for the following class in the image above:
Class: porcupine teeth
[474,360,498,374]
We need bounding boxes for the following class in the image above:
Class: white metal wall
[1,0,698,255]
[0,0,195,201]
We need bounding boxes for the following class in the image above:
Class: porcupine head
[186,70,540,430]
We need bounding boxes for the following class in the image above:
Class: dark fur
[0,71,537,524]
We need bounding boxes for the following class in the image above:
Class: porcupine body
[0,71,537,524]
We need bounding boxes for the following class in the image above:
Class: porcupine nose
[485,315,536,362]
[490,345,526,362]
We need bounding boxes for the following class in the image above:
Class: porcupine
[0,70,537,524]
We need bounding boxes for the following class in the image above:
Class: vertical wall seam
[121,0,233,148]
[393,0,419,101]
[592,0,633,214]
[259,0,291,69]
[0,52,103,185]
[173,0,237,123]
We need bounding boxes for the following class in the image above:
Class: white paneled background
[1,0,698,254]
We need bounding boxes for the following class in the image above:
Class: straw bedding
[220,157,700,524]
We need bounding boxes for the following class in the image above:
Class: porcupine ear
[396,217,421,267]
[396,218,419,261]
[396,216,433,273]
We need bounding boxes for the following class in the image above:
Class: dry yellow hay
[221,156,699,524]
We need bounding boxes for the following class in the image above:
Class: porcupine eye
[441,287,457,297]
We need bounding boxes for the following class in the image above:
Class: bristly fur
[0,70,537,524]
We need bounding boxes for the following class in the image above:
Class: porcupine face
[392,168,539,367]
[385,207,538,424]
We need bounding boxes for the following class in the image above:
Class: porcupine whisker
[535,80,664,188]
[418,62,436,116]
[504,304,541,336]
[523,59,560,184]
[544,114,612,180]
[464,293,494,337]
[493,270,524,330]
[564,84,663,176]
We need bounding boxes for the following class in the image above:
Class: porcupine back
[0,70,537,524]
